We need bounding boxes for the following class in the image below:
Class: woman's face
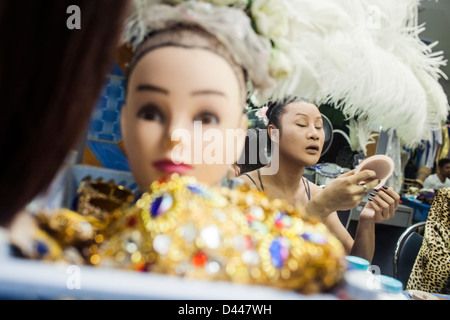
[274,101,325,167]
[122,46,247,190]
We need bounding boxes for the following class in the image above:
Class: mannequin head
[267,98,325,167]
[121,25,248,190]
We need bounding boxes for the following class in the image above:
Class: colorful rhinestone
[35,241,49,256]
[192,251,208,267]
[274,212,292,230]
[269,237,290,269]
[153,234,171,255]
[301,232,328,245]
[150,194,173,217]
[187,184,211,199]
[200,225,221,249]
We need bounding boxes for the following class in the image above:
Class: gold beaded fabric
[32,174,346,294]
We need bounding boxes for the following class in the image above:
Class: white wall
[419,0,450,107]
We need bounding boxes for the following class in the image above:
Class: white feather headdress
[122,0,449,147]
[276,0,448,147]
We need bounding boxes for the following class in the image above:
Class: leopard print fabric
[406,187,450,294]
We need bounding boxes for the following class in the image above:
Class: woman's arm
[307,181,399,263]
[348,217,375,262]
[324,211,355,254]
[305,170,379,221]
[324,212,375,263]
[350,187,400,261]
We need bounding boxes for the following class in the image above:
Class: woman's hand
[321,169,380,210]
[360,186,400,223]
[306,169,380,220]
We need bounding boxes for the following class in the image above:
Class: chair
[393,221,426,289]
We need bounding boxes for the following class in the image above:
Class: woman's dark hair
[266,96,298,130]
[265,96,303,155]
[236,128,268,174]
[0,0,129,226]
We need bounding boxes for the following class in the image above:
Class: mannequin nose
[165,119,192,150]
[164,137,182,149]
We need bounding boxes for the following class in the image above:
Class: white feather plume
[273,0,449,147]
[346,118,379,156]
[121,0,449,147]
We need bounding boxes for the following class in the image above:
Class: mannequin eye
[194,111,219,125]
[137,105,164,122]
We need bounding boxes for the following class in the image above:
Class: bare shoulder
[239,170,258,187]
[304,179,324,197]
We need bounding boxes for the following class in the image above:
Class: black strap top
[243,169,311,201]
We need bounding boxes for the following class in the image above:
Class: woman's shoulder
[240,169,258,178]
[238,169,263,190]
[304,178,324,196]
[239,169,258,182]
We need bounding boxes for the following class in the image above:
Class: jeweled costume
[34,175,346,294]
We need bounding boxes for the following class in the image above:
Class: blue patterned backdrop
[85,63,130,171]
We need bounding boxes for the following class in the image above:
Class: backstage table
[0,228,334,300]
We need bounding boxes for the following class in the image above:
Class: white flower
[255,106,269,125]
[251,0,289,39]
[269,49,292,79]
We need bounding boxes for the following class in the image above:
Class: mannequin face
[270,101,325,167]
[122,46,247,190]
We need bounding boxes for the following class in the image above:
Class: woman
[240,97,400,262]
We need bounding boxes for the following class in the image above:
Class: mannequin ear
[267,124,279,144]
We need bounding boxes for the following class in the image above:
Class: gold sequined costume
[32,174,346,294]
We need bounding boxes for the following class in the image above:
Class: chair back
[393,222,426,288]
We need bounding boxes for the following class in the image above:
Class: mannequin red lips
[153,159,193,174]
